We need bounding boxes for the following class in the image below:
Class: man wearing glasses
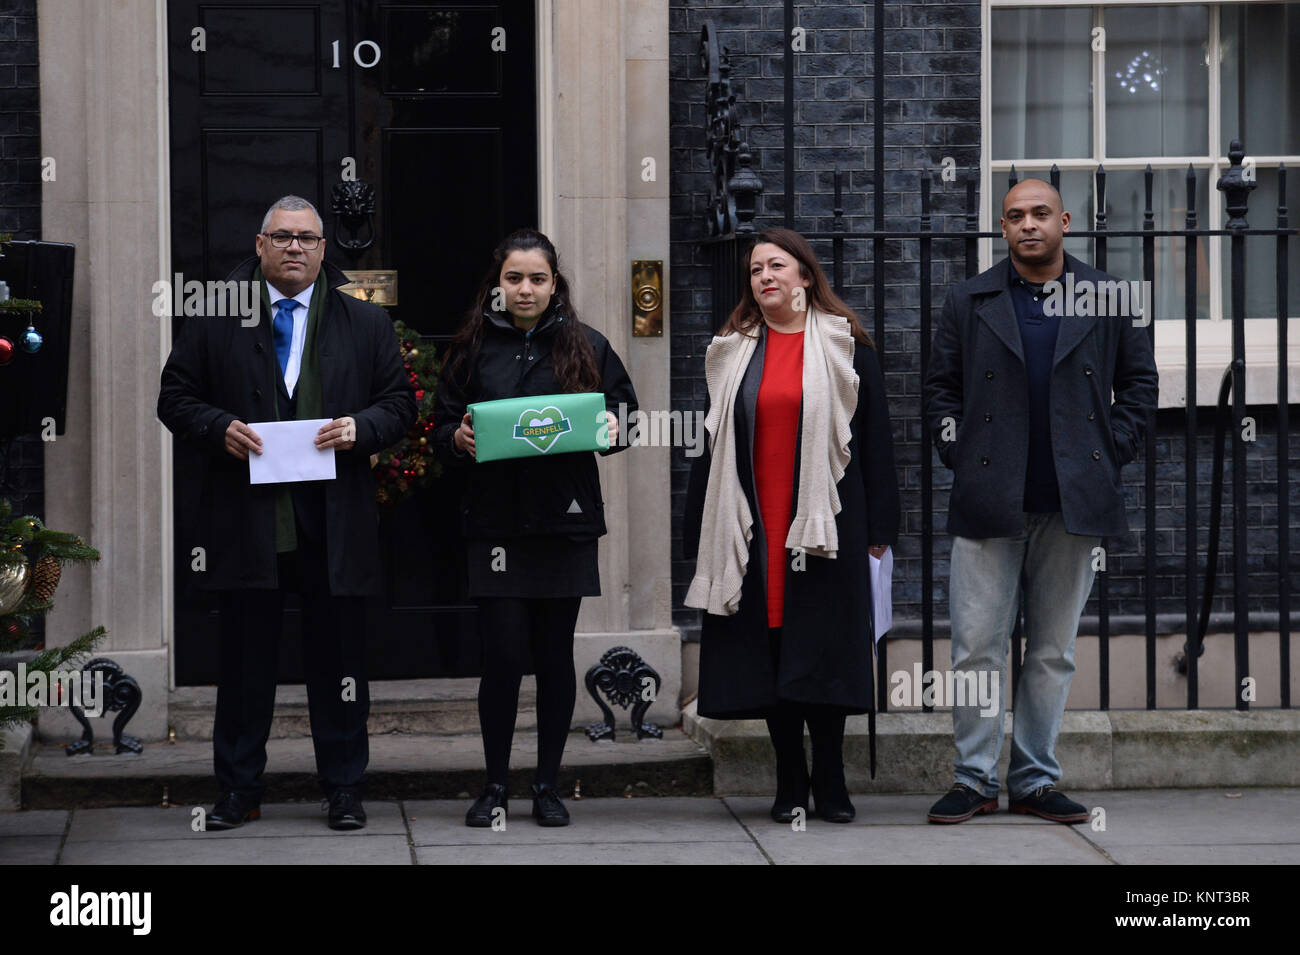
[159,195,416,831]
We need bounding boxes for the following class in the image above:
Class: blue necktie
[273,299,296,378]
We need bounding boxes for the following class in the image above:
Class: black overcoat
[923,254,1158,539]
[157,256,417,595]
[683,327,900,719]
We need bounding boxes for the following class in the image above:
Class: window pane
[1105,6,1209,158]
[1100,168,1211,321]
[1221,3,1300,156]
[993,168,1095,263]
[992,8,1093,161]
[1218,168,1300,320]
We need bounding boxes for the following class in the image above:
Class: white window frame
[981,0,1300,407]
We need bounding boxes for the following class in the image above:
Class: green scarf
[255,266,326,553]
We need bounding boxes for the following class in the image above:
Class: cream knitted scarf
[685,305,859,616]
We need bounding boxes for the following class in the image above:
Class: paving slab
[63,801,407,842]
[0,809,68,837]
[745,819,1109,864]
[414,841,767,865]
[58,834,412,865]
[404,796,749,847]
[1071,788,1300,864]
[0,835,63,865]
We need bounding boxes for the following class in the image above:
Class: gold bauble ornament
[0,559,29,614]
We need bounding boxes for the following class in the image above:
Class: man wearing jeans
[923,179,1157,823]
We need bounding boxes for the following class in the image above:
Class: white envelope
[870,546,894,647]
[246,418,337,484]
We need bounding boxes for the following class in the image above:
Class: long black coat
[158,257,417,595]
[431,307,638,540]
[683,328,900,719]
[923,254,1158,539]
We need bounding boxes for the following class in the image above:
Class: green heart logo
[513,406,572,453]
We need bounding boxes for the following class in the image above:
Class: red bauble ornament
[0,336,14,365]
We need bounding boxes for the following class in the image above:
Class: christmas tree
[0,497,105,746]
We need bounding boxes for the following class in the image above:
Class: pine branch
[27,626,108,672]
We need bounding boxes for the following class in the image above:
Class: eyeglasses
[262,231,324,250]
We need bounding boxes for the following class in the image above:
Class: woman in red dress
[685,228,899,823]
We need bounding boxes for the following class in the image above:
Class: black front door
[166,0,537,684]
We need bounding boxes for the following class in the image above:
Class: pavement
[2,787,1297,865]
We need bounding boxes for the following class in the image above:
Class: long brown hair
[445,228,601,392]
[721,227,874,347]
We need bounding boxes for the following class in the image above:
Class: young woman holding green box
[433,229,637,827]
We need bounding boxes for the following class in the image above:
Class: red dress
[752,327,804,629]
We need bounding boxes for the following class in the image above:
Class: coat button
[515,354,521,360]
[1084,366,1094,376]
[1087,410,1096,421]
[985,370,994,380]
[981,455,990,466]
[254,342,264,354]
[253,388,262,399]
[1092,449,1101,460]
[198,424,208,436]
[984,412,992,422]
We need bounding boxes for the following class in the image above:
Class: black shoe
[465,783,508,828]
[770,754,811,823]
[325,790,366,830]
[927,783,998,824]
[1009,785,1088,824]
[808,719,854,823]
[207,791,260,831]
[771,789,810,824]
[531,782,571,827]
[810,782,855,823]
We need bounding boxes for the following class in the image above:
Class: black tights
[765,703,848,796]
[475,596,582,788]
[763,628,849,801]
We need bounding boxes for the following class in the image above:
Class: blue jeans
[948,512,1098,799]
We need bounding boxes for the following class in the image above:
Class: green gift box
[468,392,609,462]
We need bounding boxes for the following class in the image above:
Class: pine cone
[29,554,60,602]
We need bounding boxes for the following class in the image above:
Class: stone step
[167,678,532,740]
[684,701,1300,794]
[21,729,711,809]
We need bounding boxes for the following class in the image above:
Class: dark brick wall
[668,0,1296,637]
[0,0,43,521]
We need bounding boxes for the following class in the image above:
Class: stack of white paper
[870,546,893,647]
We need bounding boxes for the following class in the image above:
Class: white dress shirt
[268,281,315,398]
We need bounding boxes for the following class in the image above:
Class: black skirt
[465,535,600,598]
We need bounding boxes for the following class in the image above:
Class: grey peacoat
[924,253,1158,540]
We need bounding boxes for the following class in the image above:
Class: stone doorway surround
[36,0,677,743]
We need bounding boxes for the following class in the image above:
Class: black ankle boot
[808,713,855,823]
[766,712,810,823]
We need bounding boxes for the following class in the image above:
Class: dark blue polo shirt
[1009,263,1064,513]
